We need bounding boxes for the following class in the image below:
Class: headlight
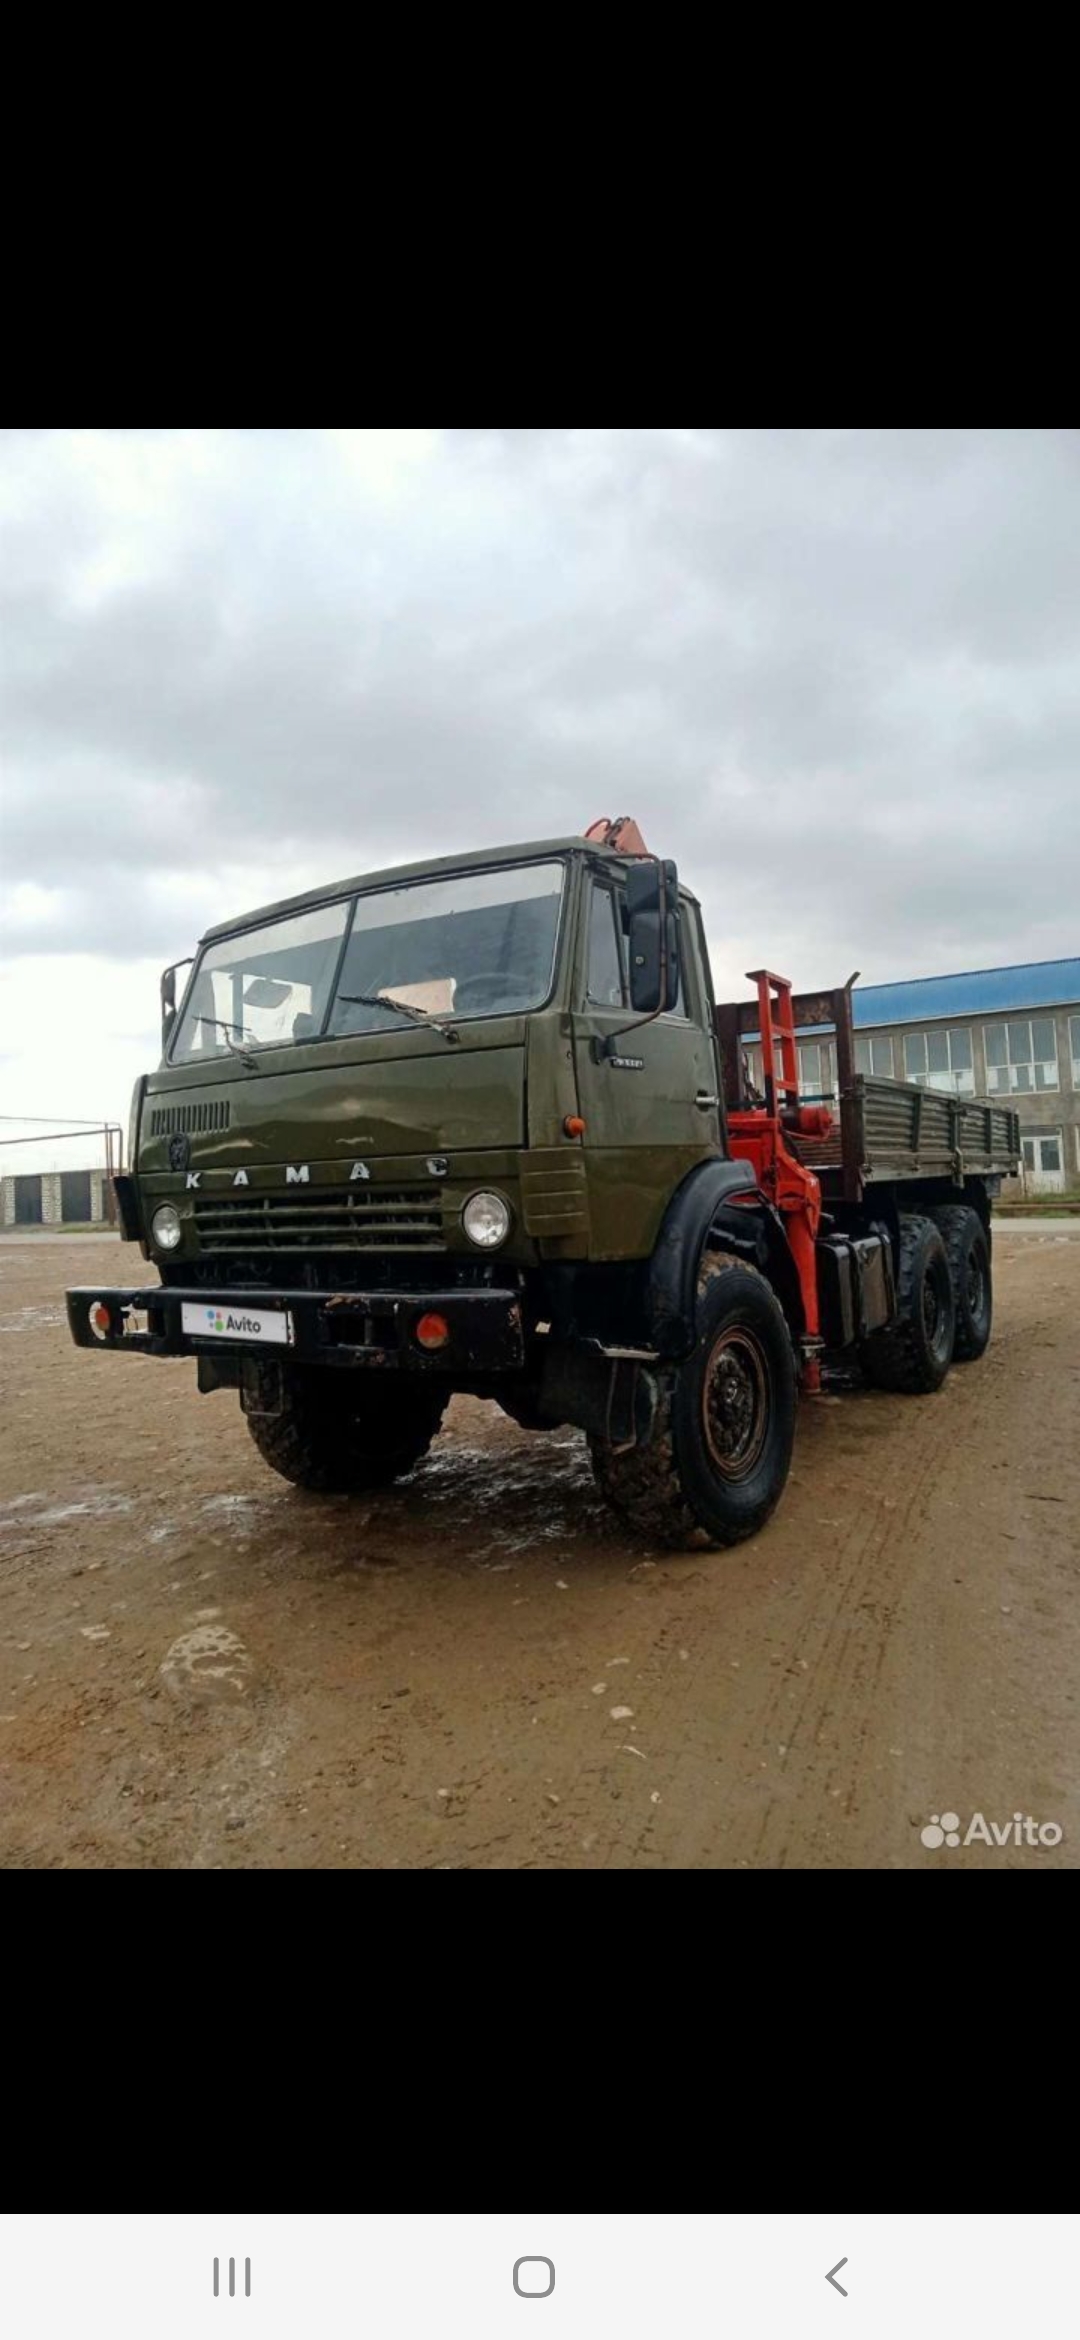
[151,1203,183,1251]
[462,1190,511,1248]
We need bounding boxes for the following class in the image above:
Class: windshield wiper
[336,992,461,1044]
[197,1016,258,1069]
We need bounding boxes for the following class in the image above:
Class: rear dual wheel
[859,1213,956,1393]
[930,1204,992,1361]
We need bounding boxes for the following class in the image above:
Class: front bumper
[66,1284,524,1373]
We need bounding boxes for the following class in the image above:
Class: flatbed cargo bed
[715,977,1021,1203]
[798,1073,1020,1197]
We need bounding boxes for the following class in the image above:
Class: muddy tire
[244,1367,447,1492]
[589,1251,797,1549]
[860,1213,955,1393]
[930,1203,992,1361]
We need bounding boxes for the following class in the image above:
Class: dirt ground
[1,1229,1077,1869]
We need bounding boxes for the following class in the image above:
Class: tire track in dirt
[1,1232,1077,1867]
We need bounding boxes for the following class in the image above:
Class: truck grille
[191,1186,445,1252]
[150,1100,231,1136]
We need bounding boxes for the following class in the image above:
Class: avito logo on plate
[180,1301,292,1345]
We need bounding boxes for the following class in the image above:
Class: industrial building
[1,1166,113,1227]
[747,956,1080,1195]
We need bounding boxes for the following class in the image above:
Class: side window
[586,884,626,1007]
[665,924,689,1019]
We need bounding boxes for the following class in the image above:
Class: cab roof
[201,835,698,942]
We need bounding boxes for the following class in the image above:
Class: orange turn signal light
[563,1115,586,1138]
[415,1310,450,1350]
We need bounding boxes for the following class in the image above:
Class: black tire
[244,1366,448,1492]
[860,1213,956,1393]
[589,1251,797,1549]
[929,1204,992,1362]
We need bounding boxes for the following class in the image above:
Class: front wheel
[244,1366,448,1492]
[589,1251,797,1549]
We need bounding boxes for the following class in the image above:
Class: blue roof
[852,957,1080,1030]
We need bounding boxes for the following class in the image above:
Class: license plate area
[181,1301,292,1345]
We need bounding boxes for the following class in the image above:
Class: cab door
[571,871,723,1260]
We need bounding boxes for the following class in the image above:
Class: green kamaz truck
[67,819,1020,1548]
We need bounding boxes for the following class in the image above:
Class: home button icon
[514,2259,555,2299]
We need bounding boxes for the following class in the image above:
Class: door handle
[695,1092,719,1110]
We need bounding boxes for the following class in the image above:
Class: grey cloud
[1,428,1077,988]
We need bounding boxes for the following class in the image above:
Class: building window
[854,1034,895,1078]
[797,1040,836,1101]
[1069,1015,1080,1087]
[903,1026,975,1094]
[984,1017,1058,1094]
[742,1041,834,1102]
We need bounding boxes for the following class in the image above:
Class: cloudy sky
[2,428,1077,1163]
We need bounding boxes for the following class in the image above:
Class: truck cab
[123,836,724,1284]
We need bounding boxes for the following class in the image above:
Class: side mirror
[160,965,177,1050]
[160,957,194,1053]
[625,860,680,1012]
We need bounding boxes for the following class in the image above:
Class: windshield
[170,861,566,1061]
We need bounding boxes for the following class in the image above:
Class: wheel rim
[702,1327,769,1479]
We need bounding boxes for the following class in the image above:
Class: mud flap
[238,1357,287,1418]
[537,1344,660,1452]
[606,1358,661,1454]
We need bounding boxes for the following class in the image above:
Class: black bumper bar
[66,1284,524,1373]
